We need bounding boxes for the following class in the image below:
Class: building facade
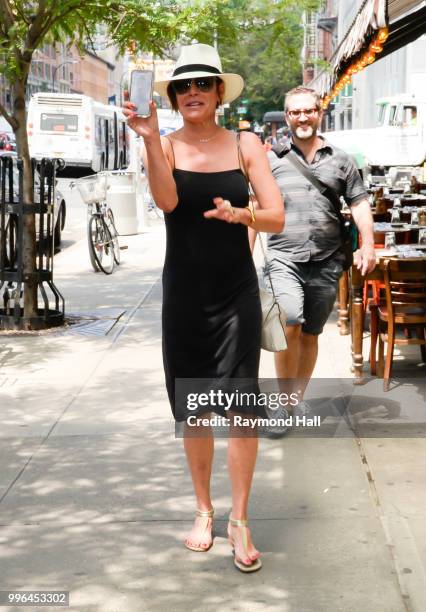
[302,1,338,85]
[0,38,122,113]
[69,48,115,104]
[304,0,426,131]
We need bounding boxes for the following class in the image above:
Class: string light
[377,26,389,43]
[321,26,390,109]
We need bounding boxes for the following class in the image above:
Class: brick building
[0,40,122,113]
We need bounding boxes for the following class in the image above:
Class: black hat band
[172,64,221,77]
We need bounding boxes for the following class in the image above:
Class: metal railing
[0,156,64,330]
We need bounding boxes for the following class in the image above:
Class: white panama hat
[154,43,244,104]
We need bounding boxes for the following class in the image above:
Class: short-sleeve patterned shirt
[267,137,368,262]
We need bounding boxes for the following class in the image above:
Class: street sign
[237,106,247,114]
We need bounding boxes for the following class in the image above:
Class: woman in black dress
[125,43,284,573]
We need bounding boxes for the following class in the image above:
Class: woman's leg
[183,423,214,549]
[227,431,260,562]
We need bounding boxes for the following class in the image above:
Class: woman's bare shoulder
[238,131,266,164]
[238,130,263,148]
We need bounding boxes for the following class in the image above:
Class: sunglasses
[172,77,217,95]
[287,108,319,119]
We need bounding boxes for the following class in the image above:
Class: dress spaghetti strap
[165,135,176,170]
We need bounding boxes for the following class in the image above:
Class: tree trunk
[13,79,37,326]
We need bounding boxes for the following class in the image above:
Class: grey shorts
[263,256,344,335]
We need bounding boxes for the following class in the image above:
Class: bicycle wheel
[88,214,115,274]
[105,209,120,265]
[87,214,100,272]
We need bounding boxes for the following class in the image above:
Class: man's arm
[350,198,376,275]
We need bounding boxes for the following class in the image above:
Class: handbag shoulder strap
[236,132,278,301]
[236,132,250,187]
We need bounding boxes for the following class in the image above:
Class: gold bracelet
[245,202,256,225]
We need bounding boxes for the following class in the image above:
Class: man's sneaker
[263,405,292,438]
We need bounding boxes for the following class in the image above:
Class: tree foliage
[0,0,241,129]
[218,0,322,124]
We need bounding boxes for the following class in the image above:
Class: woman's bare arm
[142,135,178,212]
[123,98,178,212]
[241,132,284,233]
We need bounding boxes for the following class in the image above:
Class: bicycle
[76,173,122,274]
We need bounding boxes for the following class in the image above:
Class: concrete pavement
[1,195,425,612]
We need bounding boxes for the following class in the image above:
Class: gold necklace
[199,130,220,143]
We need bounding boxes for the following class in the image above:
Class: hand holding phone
[130,70,154,117]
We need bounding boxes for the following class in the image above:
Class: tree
[0,0,237,327]
[218,0,322,124]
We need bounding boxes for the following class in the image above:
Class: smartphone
[130,70,154,117]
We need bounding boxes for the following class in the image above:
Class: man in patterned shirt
[263,86,376,426]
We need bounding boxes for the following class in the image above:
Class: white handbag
[260,289,287,352]
[259,234,287,352]
[236,132,287,352]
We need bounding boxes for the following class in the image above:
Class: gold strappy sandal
[228,517,262,573]
[184,508,214,552]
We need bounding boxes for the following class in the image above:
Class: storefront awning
[388,0,426,21]
[310,0,426,98]
[381,1,426,59]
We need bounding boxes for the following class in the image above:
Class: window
[402,105,417,126]
[40,113,78,132]
[95,116,103,145]
[377,103,387,126]
[389,105,398,126]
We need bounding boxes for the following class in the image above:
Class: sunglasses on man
[171,77,218,95]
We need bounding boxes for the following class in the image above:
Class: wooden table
[338,271,350,335]
[349,246,426,383]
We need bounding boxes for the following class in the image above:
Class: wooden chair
[370,258,426,390]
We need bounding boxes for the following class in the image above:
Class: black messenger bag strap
[272,145,354,269]
[282,148,344,219]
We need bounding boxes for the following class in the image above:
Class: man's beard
[294,125,316,140]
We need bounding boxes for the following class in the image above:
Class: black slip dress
[162,137,262,421]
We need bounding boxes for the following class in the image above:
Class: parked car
[0,132,16,153]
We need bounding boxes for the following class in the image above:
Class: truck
[323,94,426,185]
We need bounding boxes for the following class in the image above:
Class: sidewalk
[1,211,425,612]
